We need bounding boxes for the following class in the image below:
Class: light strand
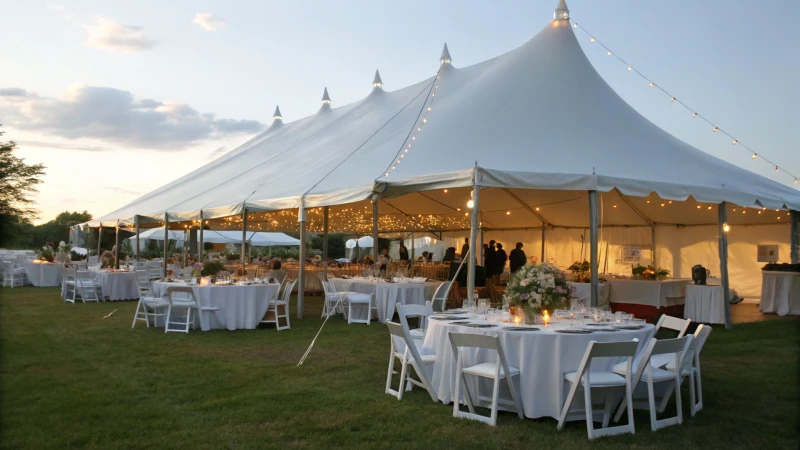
[572,20,798,186]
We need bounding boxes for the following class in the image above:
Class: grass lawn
[1,287,798,449]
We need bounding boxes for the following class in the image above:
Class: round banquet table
[90,270,140,301]
[330,278,442,323]
[421,316,654,419]
[152,281,280,331]
[23,262,61,287]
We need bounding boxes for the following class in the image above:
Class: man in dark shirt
[399,243,409,261]
[460,237,470,259]
[494,242,508,284]
[509,242,527,273]
[485,240,496,281]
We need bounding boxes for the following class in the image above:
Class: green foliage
[0,128,46,246]
[200,259,227,276]
[631,264,671,280]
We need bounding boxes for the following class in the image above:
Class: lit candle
[543,310,550,327]
[513,314,522,325]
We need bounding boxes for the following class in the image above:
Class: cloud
[17,140,108,152]
[0,85,265,149]
[0,88,31,97]
[208,146,228,160]
[193,13,227,31]
[101,186,141,196]
[84,16,157,53]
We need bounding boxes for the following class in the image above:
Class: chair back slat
[448,332,499,351]
[655,315,691,337]
[588,340,640,358]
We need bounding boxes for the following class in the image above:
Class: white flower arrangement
[503,263,573,316]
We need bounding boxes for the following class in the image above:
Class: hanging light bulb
[613,204,617,208]
[607,51,612,56]
[775,166,779,172]
[443,189,448,193]
[670,97,676,102]
[732,140,738,145]
[590,37,595,42]
[713,127,719,132]
[506,211,511,215]
[723,223,730,233]
[794,178,798,184]
[692,112,698,117]
[649,82,655,87]
[627,66,632,71]
[752,153,757,159]
[697,205,701,209]
[467,200,474,209]
[707,206,712,210]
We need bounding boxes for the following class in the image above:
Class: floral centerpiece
[503,263,573,324]
[201,258,227,277]
[568,260,591,282]
[632,264,670,280]
[100,250,115,268]
[191,262,203,277]
[38,244,55,262]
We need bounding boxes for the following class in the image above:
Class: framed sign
[622,246,642,262]
[757,245,779,262]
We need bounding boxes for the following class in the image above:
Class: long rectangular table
[760,271,800,316]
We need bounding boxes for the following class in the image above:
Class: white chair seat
[463,362,520,378]
[613,365,675,383]
[200,305,220,311]
[171,300,196,307]
[347,293,371,303]
[409,329,425,339]
[648,354,672,369]
[565,370,626,387]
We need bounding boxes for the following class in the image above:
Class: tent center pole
[791,210,799,264]
[198,211,204,264]
[241,209,247,276]
[588,190,599,308]
[372,195,380,265]
[541,225,546,263]
[479,227,485,267]
[718,202,732,329]
[467,181,479,301]
[135,215,140,262]
[114,221,121,269]
[97,227,103,259]
[323,206,329,280]
[297,205,307,319]
[651,225,657,266]
[163,214,169,278]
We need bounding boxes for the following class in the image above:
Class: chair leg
[489,376,501,426]
[385,350,397,398]
[602,390,614,428]
[506,374,524,419]
[164,305,172,333]
[647,378,658,431]
[688,371,696,417]
[397,351,409,401]
[584,380,595,439]
[453,358,462,419]
[694,366,704,414]
[557,379,578,431]
[674,376,683,425]
[625,377,635,434]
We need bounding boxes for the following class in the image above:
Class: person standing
[399,243,409,261]
[378,248,391,272]
[494,242,508,284]
[509,242,527,273]
[460,237,470,259]
[484,240,496,282]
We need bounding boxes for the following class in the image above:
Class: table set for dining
[418,306,655,419]
[330,276,442,323]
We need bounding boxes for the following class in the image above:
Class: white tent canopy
[128,228,299,246]
[345,236,374,249]
[89,2,798,229]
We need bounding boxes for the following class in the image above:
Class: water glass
[462,299,474,311]
[478,298,490,315]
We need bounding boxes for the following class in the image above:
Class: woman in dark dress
[494,242,508,285]
[484,240,496,282]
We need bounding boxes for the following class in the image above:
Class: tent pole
[718,202,732,329]
[467,180,479,301]
[541,225,546,263]
[183,229,188,268]
[791,210,799,264]
[198,211,204,263]
[651,225,657,266]
[135,216,140,262]
[241,209,247,276]
[163,213,169,278]
[323,206,329,280]
[588,190,599,307]
[114,220,120,269]
[372,195,380,264]
[411,232,415,262]
[297,205,307,319]
[479,227,485,266]
[97,227,102,258]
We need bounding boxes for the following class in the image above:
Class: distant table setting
[684,284,726,324]
[152,280,280,331]
[23,261,61,287]
[421,308,654,419]
[606,278,691,308]
[89,268,140,301]
[760,271,800,316]
[330,276,442,323]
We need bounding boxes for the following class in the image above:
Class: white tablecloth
[567,282,611,308]
[23,263,61,287]
[607,278,691,308]
[153,281,279,331]
[760,272,800,316]
[90,270,140,301]
[421,317,654,419]
[684,285,726,324]
[330,278,442,323]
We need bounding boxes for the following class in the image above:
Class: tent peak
[372,69,383,89]
[272,105,282,120]
[440,43,452,65]
[321,87,331,104]
[554,0,569,20]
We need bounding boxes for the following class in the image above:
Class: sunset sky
[1,0,797,223]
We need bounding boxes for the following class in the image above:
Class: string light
[570,20,799,184]
[696,205,701,209]
[613,204,617,208]
[590,37,595,42]
[467,200,474,208]
[506,211,511,215]
[723,223,730,232]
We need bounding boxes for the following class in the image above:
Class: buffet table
[421,317,654,419]
[330,278,442,323]
[684,285,726,324]
[760,271,800,316]
[23,262,61,287]
[152,281,280,331]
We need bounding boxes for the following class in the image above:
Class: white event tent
[84,1,800,327]
[127,227,299,248]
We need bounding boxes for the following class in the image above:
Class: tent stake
[718,203,732,329]
[588,190,599,307]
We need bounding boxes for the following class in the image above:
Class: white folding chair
[431,280,452,312]
[557,339,639,439]
[1,261,26,288]
[612,335,693,431]
[449,332,524,426]
[320,278,347,318]
[397,303,429,340]
[131,281,169,328]
[74,270,103,303]
[58,263,75,300]
[147,269,161,281]
[654,324,712,417]
[164,286,201,333]
[347,292,375,325]
[655,315,691,337]
[135,270,152,295]
[262,279,296,331]
[385,321,438,402]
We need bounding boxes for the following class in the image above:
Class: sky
[1,0,798,224]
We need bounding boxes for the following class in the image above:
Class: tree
[29,210,93,248]
[0,127,46,246]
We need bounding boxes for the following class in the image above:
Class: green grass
[1,287,798,449]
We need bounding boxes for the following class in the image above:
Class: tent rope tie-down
[298,280,353,366]
[571,18,798,185]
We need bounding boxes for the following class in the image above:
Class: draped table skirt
[684,285,726,324]
[153,282,279,331]
[23,263,61,287]
[760,272,800,316]
[421,317,654,419]
[330,279,442,323]
[89,270,140,300]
